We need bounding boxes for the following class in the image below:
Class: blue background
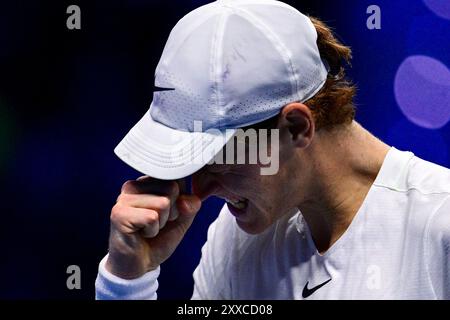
[0,0,449,299]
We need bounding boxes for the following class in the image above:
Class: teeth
[227,198,241,205]
[233,201,246,209]
[227,199,247,209]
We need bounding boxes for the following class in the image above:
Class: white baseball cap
[114,0,328,180]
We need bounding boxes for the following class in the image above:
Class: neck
[298,121,390,254]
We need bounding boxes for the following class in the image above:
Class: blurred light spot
[387,118,448,167]
[394,55,450,129]
[423,0,450,20]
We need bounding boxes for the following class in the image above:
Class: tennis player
[95,0,450,299]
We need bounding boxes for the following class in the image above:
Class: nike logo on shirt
[302,278,332,298]
[153,85,175,92]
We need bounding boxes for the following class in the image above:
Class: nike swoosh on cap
[152,77,175,92]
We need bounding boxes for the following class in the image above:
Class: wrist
[105,252,154,280]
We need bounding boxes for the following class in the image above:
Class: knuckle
[156,196,171,211]
[116,193,132,203]
[110,204,124,223]
[146,210,159,224]
[121,180,135,192]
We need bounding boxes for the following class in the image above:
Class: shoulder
[407,155,450,194]
[191,205,237,299]
[370,149,450,252]
[402,155,450,240]
[404,155,450,233]
[204,204,238,249]
[403,156,450,269]
[192,205,299,299]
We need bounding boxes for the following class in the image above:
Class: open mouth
[205,180,250,216]
[226,198,248,210]
[224,196,249,217]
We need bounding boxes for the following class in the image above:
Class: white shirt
[96,147,450,299]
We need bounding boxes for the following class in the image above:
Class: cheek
[221,165,262,185]
[247,177,281,209]
[258,174,294,210]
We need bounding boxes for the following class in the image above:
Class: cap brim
[114,111,236,180]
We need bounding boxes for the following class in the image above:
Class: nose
[191,166,220,200]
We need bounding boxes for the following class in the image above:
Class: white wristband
[95,254,160,300]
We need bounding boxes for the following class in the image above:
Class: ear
[278,102,315,148]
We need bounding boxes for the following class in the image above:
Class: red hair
[305,17,356,130]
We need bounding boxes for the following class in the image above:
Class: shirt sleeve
[426,195,450,300]
[191,205,234,299]
[95,254,160,300]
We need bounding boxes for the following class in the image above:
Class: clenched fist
[105,176,201,279]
